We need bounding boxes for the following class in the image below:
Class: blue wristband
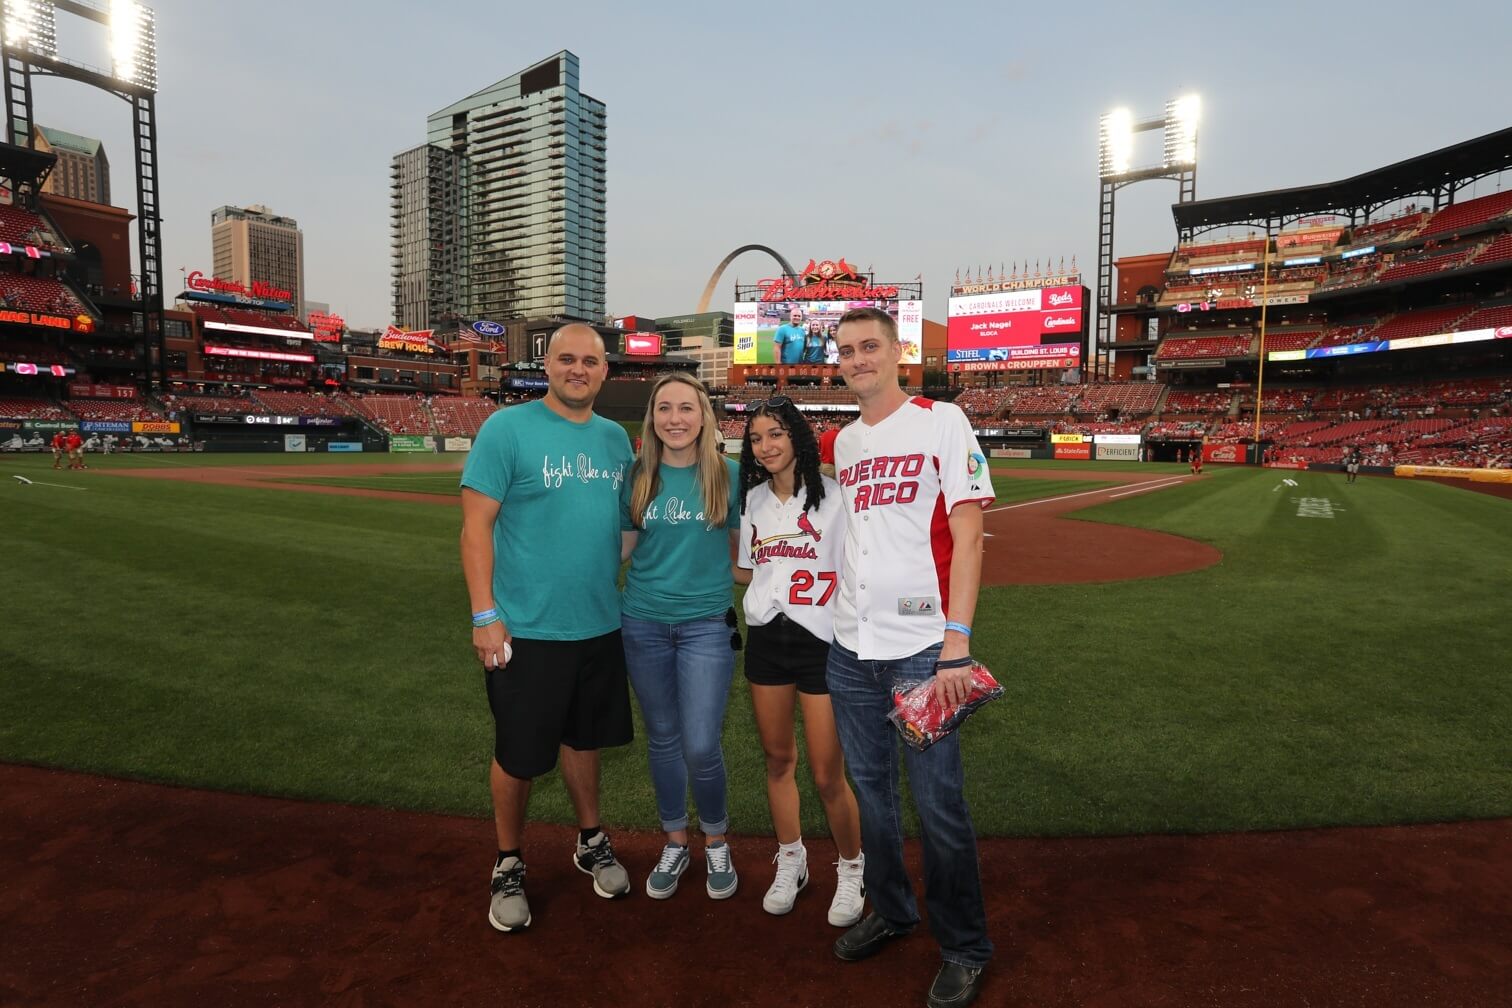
[473,615,500,629]
[944,621,972,638]
[472,607,497,621]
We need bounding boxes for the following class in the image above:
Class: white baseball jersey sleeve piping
[737,474,845,642]
[831,398,994,660]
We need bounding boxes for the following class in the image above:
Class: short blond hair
[836,306,897,342]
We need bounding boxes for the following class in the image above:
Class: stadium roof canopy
[1173,126,1512,236]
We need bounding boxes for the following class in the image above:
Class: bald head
[543,323,609,417]
[548,323,606,356]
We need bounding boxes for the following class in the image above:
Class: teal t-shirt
[622,457,741,623]
[460,400,632,640]
[774,323,807,364]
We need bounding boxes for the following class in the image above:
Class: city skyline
[21,0,1512,330]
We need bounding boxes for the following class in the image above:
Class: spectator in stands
[619,372,742,902]
[459,323,636,933]
[825,324,841,365]
[732,396,865,926]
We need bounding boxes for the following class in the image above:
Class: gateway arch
[695,245,797,313]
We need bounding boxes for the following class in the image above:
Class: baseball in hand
[501,640,513,666]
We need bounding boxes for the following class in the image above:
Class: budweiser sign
[186,270,293,303]
[378,325,436,354]
[758,258,899,302]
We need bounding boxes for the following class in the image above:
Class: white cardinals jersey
[832,397,994,660]
[737,474,845,642]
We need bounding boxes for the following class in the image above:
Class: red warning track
[981,469,1221,585]
[2,764,1506,1007]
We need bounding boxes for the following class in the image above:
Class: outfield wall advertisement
[1053,441,1092,460]
[1203,443,1246,464]
[1096,442,1141,461]
[389,435,431,453]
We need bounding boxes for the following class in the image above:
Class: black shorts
[744,614,832,695]
[482,629,633,780]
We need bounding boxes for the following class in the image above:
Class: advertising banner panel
[133,421,181,434]
[1202,443,1247,464]
[327,442,364,452]
[389,435,432,453]
[990,448,1033,459]
[81,421,132,433]
[443,437,473,452]
[1053,442,1092,460]
[1095,442,1141,461]
[21,420,79,432]
[284,434,307,453]
[1050,433,1086,444]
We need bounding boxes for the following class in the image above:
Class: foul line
[10,477,88,491]
[979,477,1191,516]
[1108,476,1191,499]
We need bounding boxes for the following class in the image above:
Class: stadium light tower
[2,0,166,389]
[1094,94,1201,381]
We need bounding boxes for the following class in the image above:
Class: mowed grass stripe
[1,458,1507,837]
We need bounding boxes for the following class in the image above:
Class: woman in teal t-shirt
[621,372,742,902]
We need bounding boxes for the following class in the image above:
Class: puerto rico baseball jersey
[832,397,993,660]
[737,474,845,642]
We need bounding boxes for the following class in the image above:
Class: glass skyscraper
[390,51,606,329]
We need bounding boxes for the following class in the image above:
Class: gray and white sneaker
[762,845,809,915]
[488,856,530,932]
[575,830,631,899]
[646,843,690,899]
[829,853,866,927]
[705,841,738,900]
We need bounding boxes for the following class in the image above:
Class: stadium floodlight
[2,0,58,59]
[1163,94,1200,167]
[1098,108,1134,178]
[110,0,157,91]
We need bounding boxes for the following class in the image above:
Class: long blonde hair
[630,372,728,530]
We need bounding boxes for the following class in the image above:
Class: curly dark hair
[738,398,826,515]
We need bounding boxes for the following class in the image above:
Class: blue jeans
[827,641,993,969]
[621,613,736,835]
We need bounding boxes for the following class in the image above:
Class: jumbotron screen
[733,300,923,365]
[946,285,1087,371]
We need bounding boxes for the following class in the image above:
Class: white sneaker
[828,853,866,927]
[762,845,809,915]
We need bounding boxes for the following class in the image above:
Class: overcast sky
[29,0,1512,329]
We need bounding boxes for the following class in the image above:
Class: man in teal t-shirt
[459,323,637,933]
[773,306,808,364]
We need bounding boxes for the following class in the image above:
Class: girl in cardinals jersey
[734,396,865,927]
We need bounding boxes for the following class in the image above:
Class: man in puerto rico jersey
[826,306,994,1008]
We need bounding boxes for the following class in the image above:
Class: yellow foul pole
[1252,239,1272,448]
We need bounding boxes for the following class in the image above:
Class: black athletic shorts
[744,613,832,695]
[482,629,633,780]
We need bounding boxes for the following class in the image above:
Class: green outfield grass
[2,453,1507,838]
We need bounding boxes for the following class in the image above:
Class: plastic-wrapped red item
[886,657,1003,751]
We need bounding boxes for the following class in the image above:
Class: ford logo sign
[472,320,505,337]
